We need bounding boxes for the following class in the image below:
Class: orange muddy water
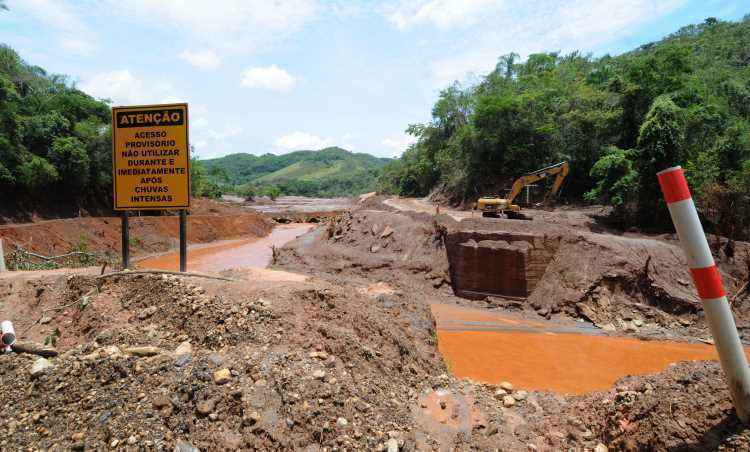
[137,223,314,272]
[433,304,750,395]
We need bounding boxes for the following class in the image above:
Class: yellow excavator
[475,161,570,218]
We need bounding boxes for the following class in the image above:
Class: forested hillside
[0,44,112,218]
[203,147,389,198]
[379,16,750,237]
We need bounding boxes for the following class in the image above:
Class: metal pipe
[1,320,16,352]
[658,166,750,423]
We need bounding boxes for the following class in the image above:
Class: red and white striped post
[658,166,750,422]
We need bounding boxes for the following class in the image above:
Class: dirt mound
[581,361,749,451]
[0,269,451,450]
[278,209,453,290]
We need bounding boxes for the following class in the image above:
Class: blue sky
[1,0,747,159]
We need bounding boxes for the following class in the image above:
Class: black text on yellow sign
[112,103,190,210]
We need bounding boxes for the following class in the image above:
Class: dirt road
[382,196,472,221]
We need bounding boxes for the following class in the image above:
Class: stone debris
[196,400,215,416]
[174,341,193,356]
[174,440,200,452]
[212,368,231,385]
[125,346,160,357]
[137,306,159,320]
[30,358,53,377]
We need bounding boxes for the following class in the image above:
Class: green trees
[584,146,638,208]
[380,16,750,238]
[189,157,223,199]
[49,137,89,191]
[635,96,684,226]
[0,44,111,211]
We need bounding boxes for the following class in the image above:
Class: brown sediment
[436,329,748,394]
[431,303,548,329]
[137,223,315,272]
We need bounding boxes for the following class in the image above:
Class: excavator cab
[476,161,569,219]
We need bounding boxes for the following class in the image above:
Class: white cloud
[178,50,221,69]
[207,126,243,141]
[79,70,145,104]
[275,131,333,152]
[384,0,686,87]
[381,0,501,30]
[9,0,98,55]
[341,132,358,151]
[241,65,297,92]
[80,70,176,105]
[159,96,186,104]
[193,117,209,129]
[191,125,243,158]
[105,0,319,53]
[381,134,417,157]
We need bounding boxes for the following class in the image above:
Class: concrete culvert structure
[445,230,559,299]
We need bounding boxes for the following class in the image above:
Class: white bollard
[0,238,6,272]
[658,166,750,423]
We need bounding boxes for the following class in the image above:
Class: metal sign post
[121,212,130,269]
[179,209,187,272]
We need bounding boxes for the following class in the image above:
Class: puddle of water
[137,223,315,272]
[433,304,749,395]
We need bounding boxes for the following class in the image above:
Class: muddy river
[137,223,315,272]
[432,304,748,395]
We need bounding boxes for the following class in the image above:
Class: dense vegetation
[379,16,750,237]
[203,147,389,198]
[0,44,113,216]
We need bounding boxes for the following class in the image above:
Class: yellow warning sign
[112,103,190,210]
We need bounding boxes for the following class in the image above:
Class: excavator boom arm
[506,161,569,205]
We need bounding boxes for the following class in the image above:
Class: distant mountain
[202,147,391,197]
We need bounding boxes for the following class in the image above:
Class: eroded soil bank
[0,212,274,267]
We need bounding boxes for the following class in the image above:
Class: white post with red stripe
[658,166,750,422]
